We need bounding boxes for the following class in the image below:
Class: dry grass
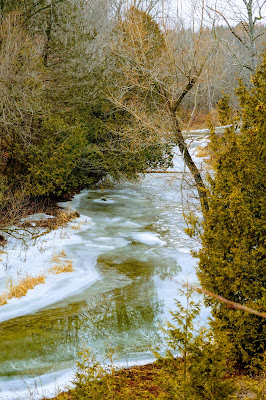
[187,109,220,130]
[24,210,80,236]
[55,210,79,228]
[49,261,74,274]
[0,250,74,306]
[51,249,67,263]
[8,275,45,297]
[0,274,46,306]
[0,292,7,306]
[0,249,6,261]
[49,250,74,274]
[71,222,84,230]
[196,145,210,158]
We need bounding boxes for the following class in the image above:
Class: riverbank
[46,360,265,400]
[0,191,98,323]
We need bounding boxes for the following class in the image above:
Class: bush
[160,285,237,400]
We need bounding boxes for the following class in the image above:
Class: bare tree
[0,12,46,155]
[106,3,219,213]
[0,184,32,240]
[206,0,266,74]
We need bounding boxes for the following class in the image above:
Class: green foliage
[0,3,174,203]
[80,103,174,182]
[159,285,236,400]
[70,347,112,399]
[61,346,168,400]
[25,118,92,195]
[195,53,266,369]
[164,286,201,359]
[240,376,266,400]
[188,331,236,400]
[217,94,234,126]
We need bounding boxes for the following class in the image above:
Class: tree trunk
[170,109,209,214]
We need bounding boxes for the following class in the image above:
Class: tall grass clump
[0,274,45,306]
[49,250,74,274]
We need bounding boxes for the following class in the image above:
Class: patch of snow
[131,232,165,246]
[21,213,55,222]
[0,190,100,322]
[179,248,191,254]
[0,368,74,400]
[0,215,99,323]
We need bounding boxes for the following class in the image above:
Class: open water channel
[0,135,209,399]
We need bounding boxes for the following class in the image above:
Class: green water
[0,174,201,388]
[0,253,179,377]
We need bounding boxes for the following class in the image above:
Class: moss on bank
[47,361,265,400]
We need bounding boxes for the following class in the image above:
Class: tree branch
[173,279,266,319]
[206,6,249,50]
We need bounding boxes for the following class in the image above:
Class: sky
[164,0,266,28]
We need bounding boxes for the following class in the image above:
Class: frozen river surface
[0,136,209,399]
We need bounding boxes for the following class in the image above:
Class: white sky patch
[159,0,266,29]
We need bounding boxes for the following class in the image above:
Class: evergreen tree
[195,53,266,369]
[0,2,174,200]
[159,286,236,400]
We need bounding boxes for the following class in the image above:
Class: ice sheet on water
[122,221,140,227]
[0,264,99,323]
[179,248,191,254]
[91,236,130,247]
[131,232,165,246]
[0,368,74,400]
[0,354,158,400]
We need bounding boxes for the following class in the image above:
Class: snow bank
[0,197,99,323]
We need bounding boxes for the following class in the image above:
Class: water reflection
[0,173,197,381]
[0,251,179,377]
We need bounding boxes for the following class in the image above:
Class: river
[0,134,209,399]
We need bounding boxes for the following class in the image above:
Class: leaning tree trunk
[170,109,209,214]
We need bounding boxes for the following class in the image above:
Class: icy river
[0,134,210,399]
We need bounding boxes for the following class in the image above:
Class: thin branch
[172,279,266,319]
[206,5,249,50]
